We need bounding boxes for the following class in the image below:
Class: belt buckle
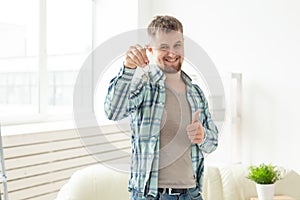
[168,188,180,196]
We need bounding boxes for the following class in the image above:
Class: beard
[160,65,181,73]
[158,58,183,74]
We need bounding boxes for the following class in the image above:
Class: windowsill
[1,120,77,136]
[1,118,117,136]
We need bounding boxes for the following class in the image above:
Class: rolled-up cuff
[118,65,136,82]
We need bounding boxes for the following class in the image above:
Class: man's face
[149,31,184,73]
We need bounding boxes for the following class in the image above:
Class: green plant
[247,164,281,184]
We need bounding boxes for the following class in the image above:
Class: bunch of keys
[141,64,150,82]
[141,46,152,83]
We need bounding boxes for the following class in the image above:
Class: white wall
[139,0,300,172]
[94,0,138,46]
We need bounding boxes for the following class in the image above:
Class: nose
[167,50,177,57]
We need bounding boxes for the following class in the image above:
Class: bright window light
[0,0,93,123]
[0,0,39,119]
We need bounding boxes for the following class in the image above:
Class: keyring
[141,46,151,82]
[141,65,149,82]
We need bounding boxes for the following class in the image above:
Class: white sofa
[56,164,300,200]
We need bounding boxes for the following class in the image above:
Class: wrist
[123,61,137,69]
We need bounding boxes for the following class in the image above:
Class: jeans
[130,187,203,200]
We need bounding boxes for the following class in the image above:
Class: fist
[124,44,149,69]
[186,110,205,144]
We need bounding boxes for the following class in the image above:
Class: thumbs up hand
[186,110,205,144]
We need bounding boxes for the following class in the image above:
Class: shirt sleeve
[104,65,137,120]
[194,85,219,154]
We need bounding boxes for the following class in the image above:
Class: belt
[158,188,187,195]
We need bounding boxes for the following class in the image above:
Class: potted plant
[247,164,281,200]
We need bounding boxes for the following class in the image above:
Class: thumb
[192,110,201,123]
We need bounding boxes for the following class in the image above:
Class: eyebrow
[159,40,182,47]
[159,43,168,47]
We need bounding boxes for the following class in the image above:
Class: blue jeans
[130,187,203,200]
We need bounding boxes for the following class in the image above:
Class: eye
[160,45,169,50]
[174,43,182,48]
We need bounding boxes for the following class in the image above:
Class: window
[0,0,39,121]
[47,0,93,115]
[0,0,93,124]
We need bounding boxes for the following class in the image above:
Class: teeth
[166,58,177,62]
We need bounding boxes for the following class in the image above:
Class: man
[105,15,218,200]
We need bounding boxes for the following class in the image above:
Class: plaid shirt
[104,65,218,199]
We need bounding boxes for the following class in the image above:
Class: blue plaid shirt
[104,65,218,199]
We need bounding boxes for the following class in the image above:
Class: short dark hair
[147,15,183,37]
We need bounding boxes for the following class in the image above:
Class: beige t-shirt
[158,72,196,188]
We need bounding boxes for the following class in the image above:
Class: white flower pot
[256,183,275,200]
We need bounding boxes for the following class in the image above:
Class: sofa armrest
[55,164,130,200]
[203,166,224,200]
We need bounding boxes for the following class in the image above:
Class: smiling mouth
[164,57,179,63]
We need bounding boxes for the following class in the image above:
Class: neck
[164,71,186,93]
[165,71,181,82]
